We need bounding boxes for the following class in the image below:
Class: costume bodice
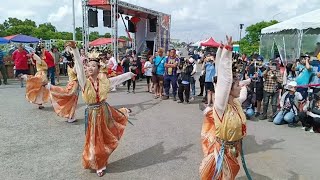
[82,77,110,104]
[213,99,246,141]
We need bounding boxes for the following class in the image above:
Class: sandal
[96,171,105,177]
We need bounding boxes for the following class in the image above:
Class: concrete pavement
[0,77,319,180]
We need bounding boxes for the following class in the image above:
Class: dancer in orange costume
[65,41,135,177]
[199,36,248,180]
[47,63,79,123]
[21,53,49,109]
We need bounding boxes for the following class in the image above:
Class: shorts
[15,69,30,77]
[55,64,60,75]
[146,76,152,84]
[152,75,164,84]
[205,82,214,92]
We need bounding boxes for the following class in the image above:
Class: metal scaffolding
[110,0,119,60]
[82,0,89,53]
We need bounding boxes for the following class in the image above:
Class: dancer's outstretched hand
[226,35,233,46]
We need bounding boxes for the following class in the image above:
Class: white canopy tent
[260,9,320,63]
[190,39,207,47]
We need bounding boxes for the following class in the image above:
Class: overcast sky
[1,0,320,42]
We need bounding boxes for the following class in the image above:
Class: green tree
[104,33,111,38]
[7,25,36,36]
[52,39,66,51]
[240,20,279,55]
[38,23,56,32]
[75,27,83,41]
[89,31,100,41]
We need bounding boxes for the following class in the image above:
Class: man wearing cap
[12,44,30,87]
[177,58,193,103]
[273,81,303,127]
[294,54,313,99]
[260,61,283,120]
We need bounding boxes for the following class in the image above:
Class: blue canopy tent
[0,37,9,44]
[4,34,40,43]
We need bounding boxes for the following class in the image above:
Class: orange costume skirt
[82,102,129,170]
[200,110,242,180]
[25,71,49,105]
[49,81,79,119]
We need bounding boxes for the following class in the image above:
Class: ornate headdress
[87,50,100,59]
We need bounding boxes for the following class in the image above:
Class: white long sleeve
[109,72,135,87]
[32,54,42,64]
[238,86,248,104]
[239,78,251,87]
[214,48,233,118]
[71,47,86,91]
[214,47,222,76]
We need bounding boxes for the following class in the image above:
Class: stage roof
[87,0,170,18]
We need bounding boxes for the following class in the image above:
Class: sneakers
[268,118,274,122]
[177,100,183,103]
[197,94,203,97]
[173,96,177,101]
[189,97,195,101]
[162,96,169,100]
[259,115,267,120]
[67,118,77,123]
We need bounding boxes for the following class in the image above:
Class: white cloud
[47,5,70,22]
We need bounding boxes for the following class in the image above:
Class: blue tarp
[5,34,40,43]
[0,37,9,44]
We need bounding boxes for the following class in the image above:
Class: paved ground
[0,76,319,180]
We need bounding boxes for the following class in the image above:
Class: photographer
[260,61,283,120]
[294,54,313,99]
[177,58,194,104]
[202,53,216,107]
[273,81,302,127]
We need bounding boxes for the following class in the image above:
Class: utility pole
[239,23,244,53]
[72,0,76,41]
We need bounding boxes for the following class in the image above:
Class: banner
[159,15,171,52]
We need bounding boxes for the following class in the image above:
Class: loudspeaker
[146,41,154,54]
[88,9,98,27]
[103,10,111,28]
[149,18,157,32]
[128,20,136,33]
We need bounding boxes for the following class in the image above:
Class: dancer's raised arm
[65,41,86,91]
[214,36,233,118]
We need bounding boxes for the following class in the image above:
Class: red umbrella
[89,38,126,46]
[200,37,220,47]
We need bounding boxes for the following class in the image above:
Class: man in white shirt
[107,52,118,71]
[107,52,118,91]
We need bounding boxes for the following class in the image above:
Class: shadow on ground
[113,99,161,117]
[243,135,284,155]
[106,142,194,173]
[237,169,300,180]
